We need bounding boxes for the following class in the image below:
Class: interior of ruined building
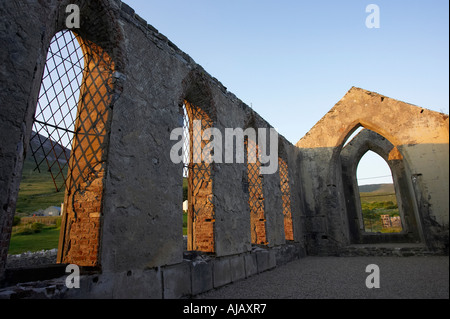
[0,0,448,298]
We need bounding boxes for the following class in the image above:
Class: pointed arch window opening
[357,150,404,233]
[30,30,84,192]
[245,138,268,246]
[279,157,294,241]
[13,28,116,267]
[181,101,216,253]
[30,29,114,193]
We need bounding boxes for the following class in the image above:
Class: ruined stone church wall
[0,0,305,293]
[297,87,449,254]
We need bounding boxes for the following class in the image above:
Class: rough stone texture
[213,257,232,288]
[229,255,246,282]
[163,262,191,299]
[190,257,213,296]
[6,250,57,269]
[0,0,305,295]
[0,0,447,298]
[244,253,258,277]
[297,87,449,255]
[0,245,303,298]
[341,129,422,244]
[0,277,69,299]
[255,248,276,272]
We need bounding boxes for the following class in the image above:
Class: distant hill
[15,132,70,216]
[28,131,71,165]
[358,183,397,204]
[358,183,394,194]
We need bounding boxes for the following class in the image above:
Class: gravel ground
[196,256,449,299]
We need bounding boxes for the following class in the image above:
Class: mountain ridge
[358,183,394,194]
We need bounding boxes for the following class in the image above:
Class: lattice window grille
[246,138,267,245]
[29,29,114,193]
[182,101,216,252]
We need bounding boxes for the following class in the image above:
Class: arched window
[279,157,294,241]
[246,138,268,245]
[357,151,403,233]
[11,29,116,267]
[181,101,215,253]
[341,127,422,244]
[30,30,85,192]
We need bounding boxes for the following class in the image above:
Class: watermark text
[365,264,380,288]
[65,264,80,289]
[170,122,279,175]
[366,4,380,29]
[66,4,80,29]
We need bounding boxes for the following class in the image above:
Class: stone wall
[341,128,422,245]
[297,87,449,254]
[0,244,303,299]
[0,0,447,298]
[0,0,305,295]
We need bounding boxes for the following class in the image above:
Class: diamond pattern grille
[30,30,83,191]
[182,101,215,252]
[279,157,294,241]
[30,29,114,193]
[246,138,267,245]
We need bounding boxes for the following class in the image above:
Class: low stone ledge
[212,257,231,289]
[229,255,246,282]
[255,248,276,273]
[0,243,305,299]
[244,253,258,277]
[162,262,191,299]
[191,258,213,296]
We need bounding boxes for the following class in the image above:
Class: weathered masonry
[0,0,448,298]
[297,88,449,256]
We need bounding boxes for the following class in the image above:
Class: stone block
[191,259,213,296]
[268,250,276,269]
[112,268,162,299]
[213,258,231,288]
[162,262,191,299]
[255,249,276,273]
[69,268,163,299]
[274,244,301,265]
[244,253,258,277]
[229,255,246,282]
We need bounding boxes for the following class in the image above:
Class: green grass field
[183,213,188,235]
[9,216,188,255]
[8,224,61,255]
[15,156,66,216]
[8,154,65,254]
[359,187,402,233]
[10,156,189,254]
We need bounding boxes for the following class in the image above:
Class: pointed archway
[341,128,423,244]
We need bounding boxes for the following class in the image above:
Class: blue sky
[124,0,449,184]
